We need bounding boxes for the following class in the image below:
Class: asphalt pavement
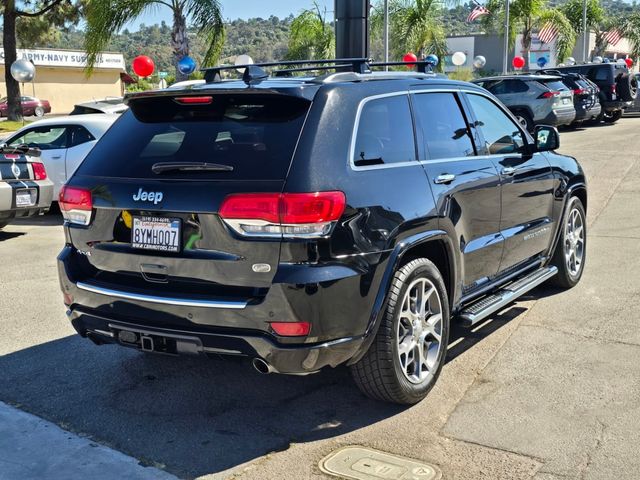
[1,118,639,479]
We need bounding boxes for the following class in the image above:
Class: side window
[467,94,525,155]
[353,95,416,166]
[413,92,475,160]
[594,68,609,81]
[68,126,96,147]
[8,126,69,150]
[508,80,529,93]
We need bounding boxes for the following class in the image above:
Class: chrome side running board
[76,282,248,309]
[458,266,558,327]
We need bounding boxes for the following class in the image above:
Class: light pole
[384,0,389,70]
[581,0,588,62]
[502,0,510,74]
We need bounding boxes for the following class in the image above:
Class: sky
[130,0,334,29]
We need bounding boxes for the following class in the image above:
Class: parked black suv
[57,59,588,404]
[549,63,637,123]
[540,70,602,126]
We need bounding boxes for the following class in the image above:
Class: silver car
[472,74,576,131]
[0,146,54,229]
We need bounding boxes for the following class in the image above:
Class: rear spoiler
[0,144,41,157]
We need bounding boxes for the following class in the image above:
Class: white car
[4,114,118,198]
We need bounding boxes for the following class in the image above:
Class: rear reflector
[174,96,213,105]
[59,186,93,225]
[270,322,311,337]
[32,162,47,180]
[219,191,346,238]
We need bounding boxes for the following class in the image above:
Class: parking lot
[1,116,640,480]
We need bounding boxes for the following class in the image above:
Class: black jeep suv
[549,63,638,123]
[57,59,587,404]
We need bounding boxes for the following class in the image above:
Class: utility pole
[502,0,510,74]
[581,0,588,62]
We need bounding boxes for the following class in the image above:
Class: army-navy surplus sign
[0,48,125,70]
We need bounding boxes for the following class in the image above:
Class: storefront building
[0,47,125,114]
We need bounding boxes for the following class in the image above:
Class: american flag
[467,3,490,23]
[603,29,623,46]
[538,23,559,44]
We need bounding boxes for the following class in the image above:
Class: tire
[603,110,623,123]
[0,222,7,230]
[549,197,587,289]
[616,73,638,102]
[513,111,534,132]
[350,258,450,404]
[34,106,45,117]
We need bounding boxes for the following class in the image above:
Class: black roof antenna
[242,65,269,86]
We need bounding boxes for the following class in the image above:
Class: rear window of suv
[538,79,569,91]
[74,93,311,180]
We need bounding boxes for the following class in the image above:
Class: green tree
[621,12,640,59]
[2,0,81,121]
[84,0,224,81]
[482,0,577,66]
[372,0,448,72]
[286,3,334,60]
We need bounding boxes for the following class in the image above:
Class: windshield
[74,93,311,180]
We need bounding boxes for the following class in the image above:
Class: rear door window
[413,92,475,160]
[539,79,569,91]
[353,95,416,167]
[75,94,311,180]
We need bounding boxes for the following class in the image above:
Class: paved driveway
[1,118,639,479]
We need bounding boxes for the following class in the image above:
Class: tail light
[270,322,311,337]
[59,186,93,226]
[219,191,346,238]
[611,84,617,94]
[573,88,586,95]
[32,162,47,180]
[539,91,560,99]
[174,96,213,105]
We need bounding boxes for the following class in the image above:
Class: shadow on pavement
[0,230,25,242]
[0,335,404,479]
[11,211,63,227]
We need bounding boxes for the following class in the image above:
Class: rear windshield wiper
[152,162,234,174]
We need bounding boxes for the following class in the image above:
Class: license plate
[132,216,181,252]
[562,98,570,104]
[16,188,36,207]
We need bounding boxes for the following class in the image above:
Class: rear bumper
[67,309,364,374]
[58,245,385,373]
[0,179,54,222]
[541,108,576,126]
[574,102,601,122]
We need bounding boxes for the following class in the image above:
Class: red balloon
[403,52,418,67]
[625,58,633,68]
[132,55,155,77]
[512,56,526,69]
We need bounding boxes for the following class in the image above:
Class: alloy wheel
[564,206,585,277]
[396,278,443,384]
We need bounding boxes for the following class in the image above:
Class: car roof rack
[202,58,436,84]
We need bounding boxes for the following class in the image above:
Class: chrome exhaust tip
[252,357,276,374]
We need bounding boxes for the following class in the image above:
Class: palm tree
[371,0,448,72]
[84,0,224,81]
[286,3,334,60]
[482,0,576,67]
[621,12,640,59]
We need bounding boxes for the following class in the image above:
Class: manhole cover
[319,446,441,480]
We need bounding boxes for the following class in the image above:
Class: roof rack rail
[202,58,437,84]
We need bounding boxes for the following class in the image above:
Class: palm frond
[537,9,577,62]
[185,0,224,66]
[621,12,640,59]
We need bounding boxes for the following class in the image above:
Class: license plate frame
[15,188,37,207]
[131,216,182,253]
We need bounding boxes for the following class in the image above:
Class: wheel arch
[347,231,457,365]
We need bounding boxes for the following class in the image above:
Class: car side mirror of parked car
[534,125,560,152]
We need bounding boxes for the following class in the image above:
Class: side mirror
[534,125,560,152]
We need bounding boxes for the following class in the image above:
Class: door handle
[501,166,517,176]
[434,173,456,185]
[51,155,62,159]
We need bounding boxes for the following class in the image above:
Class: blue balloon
[425,54,439,66]
[536,56,548,68]
[177,56,196,75]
